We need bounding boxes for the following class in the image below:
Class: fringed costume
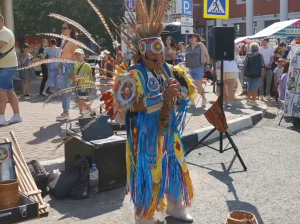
[17,1,197,222]
[111,0,197,222]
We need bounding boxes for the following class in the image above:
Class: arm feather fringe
[38,33,97,55]
[86,0,114,40]
[44,85,96,106]
[48,13,100,49]
[18,58,75,70]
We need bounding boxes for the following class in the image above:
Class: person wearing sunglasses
[55,23,78,121]
[185,33,210,107]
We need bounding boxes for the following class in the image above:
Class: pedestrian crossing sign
[203,0,229,19]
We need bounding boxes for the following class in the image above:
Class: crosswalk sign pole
[203,0,229,19]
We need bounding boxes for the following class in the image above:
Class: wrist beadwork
[144,93,164,113]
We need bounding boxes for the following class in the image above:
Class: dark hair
[20,43,30,53]
[50,39,57,46]
[0,14,4,22]
[282,61,290,74]
[41,39,48,47]
[166,36,177,48]
[64,23,77,40]
[279,42,286,47]
[262,38,269,42]
[188,33,201,42]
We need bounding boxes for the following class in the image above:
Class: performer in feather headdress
[111,0,197,223]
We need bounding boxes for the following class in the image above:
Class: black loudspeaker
[65,133,127,192]
[210,27,235,61]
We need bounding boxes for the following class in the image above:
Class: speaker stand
[186,61,247,171]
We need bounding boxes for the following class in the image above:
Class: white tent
[249,19,300,39]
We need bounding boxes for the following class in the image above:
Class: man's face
[142,52,164,70]
[262,40,269,48]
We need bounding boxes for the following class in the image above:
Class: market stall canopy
[249,19,300,39]
[235,36,251,44]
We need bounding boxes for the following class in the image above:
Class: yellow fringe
[144,183,161,220]
[173,65,197,102]
[184,170,194,204]
[131,69,145,97]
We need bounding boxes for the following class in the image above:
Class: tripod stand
[186,61,247,171]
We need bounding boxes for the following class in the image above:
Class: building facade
[0,0,14,31]
[193,0,300,48]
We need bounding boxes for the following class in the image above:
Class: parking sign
[182,0,193,17]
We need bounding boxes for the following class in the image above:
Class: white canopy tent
[249,19,300,39]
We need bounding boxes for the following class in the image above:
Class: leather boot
[166,194,193,222]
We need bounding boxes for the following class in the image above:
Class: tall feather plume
[86,0,114,40]
[141,0,150,22]
[39,33,97,55]
[48,13,100,49]
[149,0,155,22]
[18,58,75,70]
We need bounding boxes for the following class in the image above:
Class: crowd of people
[0,10,294,127]
[243,38,291,106]
[0,14,96,125]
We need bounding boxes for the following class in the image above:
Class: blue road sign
[203,0,229,19]
[125,0,135,12]
[182,0,193,17]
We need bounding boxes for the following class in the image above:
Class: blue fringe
[135,110,160,210]
[176,98,189,135]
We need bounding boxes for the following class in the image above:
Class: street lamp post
[0,0,14,31]
[246,0,254,36]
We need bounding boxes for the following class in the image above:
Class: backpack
[244,53,263,78]
[69,155,90,200]
[27,160,49,197]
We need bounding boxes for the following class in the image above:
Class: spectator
[18,43,36,97]
[69,48,95,117]
[279,61,289,101]
[56,23,78,121]
[38,39,50,95]
[41,39,60,96]
[185,33,210,107]
[273,58,284,103]
[244,43,265,106]
[0,14,22,125]
[259,38,274,100]
[164,36,177,64]
[174,41,185,65]
[278,42,290,62]
[217,60,239,109]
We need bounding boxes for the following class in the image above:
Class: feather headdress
[111,0,172,59]
[38,33,97,55]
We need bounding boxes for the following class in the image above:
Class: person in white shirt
[258,38,274,100]
[0,14,22,126]
[217,60,239,109]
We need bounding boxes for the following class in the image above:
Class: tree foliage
[13,0,125,45]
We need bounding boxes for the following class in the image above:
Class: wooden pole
[4,135,49,216]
